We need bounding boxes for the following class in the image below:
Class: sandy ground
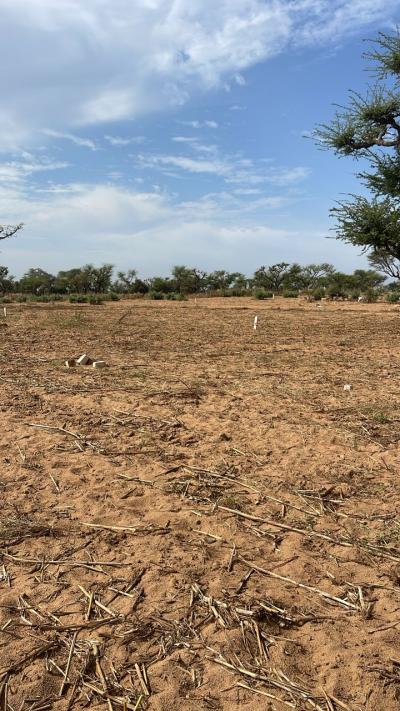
[0,296,400,710]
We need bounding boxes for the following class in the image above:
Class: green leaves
[315,31,400,278]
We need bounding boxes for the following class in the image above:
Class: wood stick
[60,631,78,696]
[238,556,358,610]
[217,505,353,547]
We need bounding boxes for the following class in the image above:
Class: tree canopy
[314,31,400,278]
[0,223,23,241]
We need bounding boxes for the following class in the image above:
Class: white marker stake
[254,315,258,331]
[3,307,7,318]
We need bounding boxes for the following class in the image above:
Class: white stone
[93,360,106,369]
[76,354,90,366]
[343,384,353,391]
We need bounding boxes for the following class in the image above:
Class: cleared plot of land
[0,297,400,710]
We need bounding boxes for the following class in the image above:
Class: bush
[364,289,378,303]
[16,295,27,303]
[32,295,51,302]
[103,292,120,301]
[0,297,12,303]
[282,290,298,298]
[165,292,187,301]
[88,295,104,305]
[327,285,346,299]
[311,288,325,301]
[253,288,273,300]
[349,290,361,301]
[386,291,400,303]
[69,294,88,303]
[146,291,164,300]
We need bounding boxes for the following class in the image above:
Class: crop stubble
[0,297,399,710]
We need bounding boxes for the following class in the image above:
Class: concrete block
[93,360,106,369]
[77,354,90,366]
[65,359,76,368]
[343,384,353,391]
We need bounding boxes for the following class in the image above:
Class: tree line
[0,262,394,300]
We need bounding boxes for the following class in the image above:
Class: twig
[238,555,358,610]
[60,631,78,696]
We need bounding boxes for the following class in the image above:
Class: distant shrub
[146,291,164,300]
[107,292,120,301]
[88,295,104,305]
[32,295,51,303]
[166,292,187,301]
[327,285,346,299]
[311,288,325,301]
[16,295,27,303]
[221,288,248,297]
[364,289,378,303]
[282,290,298,298]
[69,294,88,303]
[386,291,400,303]
[0,297,12,303]
[254,288,273,300]
[349,290,361,301]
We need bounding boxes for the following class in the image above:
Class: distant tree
[90,264,114,292]
[299,263,335,290]
[115,269,137,292]
[205,270,247,291]
[54,268,85,293]
[314,30,400,278]
[148,276,175,294]
[114,270,149,294]
[19,268,55,294]
[253,263,290,292]
[171,265,206,294]
[351,268,386,290]
[0,223,23,241]
[0,266,14,294]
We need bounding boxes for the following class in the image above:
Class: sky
[1,0,400,278]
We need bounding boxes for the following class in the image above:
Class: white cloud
[0,158,69,185]
[0,0,396,148]
[104,135,147,146]
[179,120,219,129]
[0,179,367,276]
[136,149,310,186]
[42,130,97,151]
[171,136,198,143]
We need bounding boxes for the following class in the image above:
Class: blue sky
[1,0,400,278]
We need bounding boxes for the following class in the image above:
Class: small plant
[326,285,346,299]
[282,290,298,298]
[69,294,88,303]
[311,287,325,301]
[107,292,120,301]
[15,295,27,303]
[372,411,390,424]
[386,291,400,303]
[349,290,361,301]
[146,291,165,300]
[0,297,12,303]
[166,292,188,301]
[253,288,273,300]
[88,295,104,305]
[364,289,379,303]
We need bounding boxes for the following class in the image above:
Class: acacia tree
[253,263,290,292]
[0,223,23,241]
[315,31,400,278]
